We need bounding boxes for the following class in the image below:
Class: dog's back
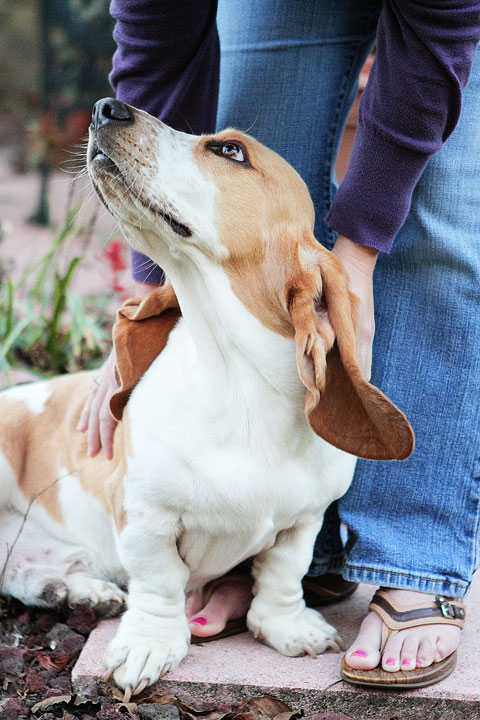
[0,375,87,509]
[0,374,127,609]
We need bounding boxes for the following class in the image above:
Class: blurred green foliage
[0,207,111,382]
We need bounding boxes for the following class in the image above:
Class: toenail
[385,658,395,665]
[191,617,207,625]
[351,650,368,657]
[402,659,411,666]
[417,659,424,666]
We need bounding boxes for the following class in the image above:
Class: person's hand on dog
[77,281,160,459]
[332,235,378,381]
[77,348,119,459]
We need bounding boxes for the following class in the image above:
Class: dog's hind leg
[0,509,126,615]
[65,573,126,617]
[0,509,70,608]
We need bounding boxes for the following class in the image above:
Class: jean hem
[307,556,346,577]
[342,564,471,598]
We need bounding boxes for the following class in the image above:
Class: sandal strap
[369,590,466,635]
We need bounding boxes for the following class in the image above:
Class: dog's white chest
[125,335,355,586]
[176,457,317,583]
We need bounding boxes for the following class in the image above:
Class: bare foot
[185,580,253,638]
[344,589,462,672]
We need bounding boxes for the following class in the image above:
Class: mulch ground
[0,595,354,720]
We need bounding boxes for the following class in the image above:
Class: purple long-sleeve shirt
[109,0,480,282]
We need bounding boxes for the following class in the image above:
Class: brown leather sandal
[341,589,466,689]
[302,573,358,607]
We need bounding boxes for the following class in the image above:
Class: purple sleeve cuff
[327,0,480,253]
[109,0,219,283]
[326,124,430,254]
[109,0,219,134]
[131,251,165,284]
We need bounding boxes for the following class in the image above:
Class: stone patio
[73,574,480,720]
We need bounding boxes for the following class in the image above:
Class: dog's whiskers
[68,188,98,227]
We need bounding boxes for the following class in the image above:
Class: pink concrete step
[73,574,480,719]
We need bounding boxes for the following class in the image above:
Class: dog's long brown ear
[109,282,181,421]
[287,241,414,460]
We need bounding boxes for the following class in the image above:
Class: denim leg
[308,501,346,576]
[216,0,381,248]
[217,4,480,594]
[339,46,480,599]
[216,0,381,575]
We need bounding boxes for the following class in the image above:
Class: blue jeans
[217,0,480,598]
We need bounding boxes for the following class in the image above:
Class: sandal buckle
[435,595,464,619]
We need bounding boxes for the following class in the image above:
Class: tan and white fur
[0,100,414,697]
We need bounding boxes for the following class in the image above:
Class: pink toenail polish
[351,650,368,657]
[191,617,207,625]
[402,659,410,666]
[417,659,424,666]
[385,658,395,665]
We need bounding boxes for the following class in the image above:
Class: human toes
[185,589,203,619]
[189,580,252,638]
[416,637,436,668]
[344,643,381,670]
[381,631,405,672]
[435,628,461,663]
[344,611,382,670]
[397,633,420,671]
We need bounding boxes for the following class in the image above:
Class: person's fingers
[341,270,374,381]
[87,382,105,457]
[357,304,375,381]
[364,341,373,381]
[99,398,118,460]
[80,350,119,458]
[88,376,116,456]
[332,236,377,382]
[100,353,120,458]
[77,389,94,431]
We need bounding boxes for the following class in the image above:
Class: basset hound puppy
[0,99,413,698]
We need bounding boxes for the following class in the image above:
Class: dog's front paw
[104,609,189,699]
[247,605,344,658]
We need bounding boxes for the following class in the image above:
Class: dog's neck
[157,246,303,400]
[170,254,312,450]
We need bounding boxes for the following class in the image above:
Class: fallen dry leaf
[246,697,293,719]
[146,692,210,720]
[143,693,295,720]
[31,693,72,713]
[274,712,304,720]
[196,712,227,720]
[146,693,179,704]
[36,650,72,671]
[114,700,139,715]
[303,714,353,720]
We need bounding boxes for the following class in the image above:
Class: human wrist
[332,235,378,276]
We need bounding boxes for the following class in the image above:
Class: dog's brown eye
[207,140,249,164]
[221,143,245,161]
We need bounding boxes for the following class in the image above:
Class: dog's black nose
[92,98,134,131]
